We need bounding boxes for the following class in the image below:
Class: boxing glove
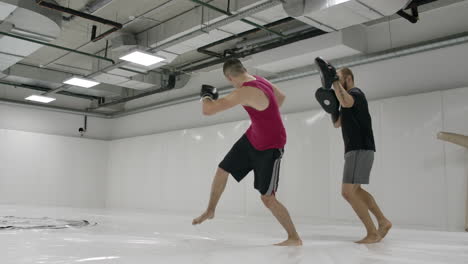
[200,84,219,101]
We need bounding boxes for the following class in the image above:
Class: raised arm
[201,85,251,116]
[333,81,355,108]
[333,114,341,128]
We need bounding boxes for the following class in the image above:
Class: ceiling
[0,0,467,117]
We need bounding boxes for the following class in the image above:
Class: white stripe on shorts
[266,149,283,195]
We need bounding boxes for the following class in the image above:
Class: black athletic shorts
[219,135,284,195]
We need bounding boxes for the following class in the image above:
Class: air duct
[113,30,468,118]
[283,0,412,32]
[0,0,61,71]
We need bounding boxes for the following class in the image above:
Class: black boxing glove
[200,84,219,101]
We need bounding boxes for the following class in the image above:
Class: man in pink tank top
[192,59,302,246]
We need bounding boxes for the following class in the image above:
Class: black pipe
[0,80,102,101]
[91,25,98,41]
[104,40,109,57]
[36,0,122,42]
[182,28,326,73]
[58,91,101,101]
[91,27,120,42]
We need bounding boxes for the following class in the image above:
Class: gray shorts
[343,150,374,184]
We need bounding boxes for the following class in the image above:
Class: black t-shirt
[340,87,376,154]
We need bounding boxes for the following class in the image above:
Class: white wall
[441,88,468,231]
[0,103,111,208]
[0,129,108,208]
[0,104,112,140]
[106,87,468,231]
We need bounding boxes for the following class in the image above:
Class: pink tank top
[242,76,287,150]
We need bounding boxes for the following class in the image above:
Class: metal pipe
[0,97,109,118]
[198,17,294,51]
[148,0,284,53]
[0,31,115,64]
[272,31,468,82]
[0,80,102,101]
[190,0,285,38]
[195,17,295,59]
[171,18,295,68]
[114,31,468,118]
[236,24,314,49]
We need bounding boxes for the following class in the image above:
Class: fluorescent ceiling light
[119,51,165,66]
[25,95,56,103]
[64,77,100,88]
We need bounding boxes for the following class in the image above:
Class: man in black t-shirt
[332,67,392,244]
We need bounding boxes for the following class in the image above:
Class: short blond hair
[223,58,247,77]
[339,67,354,82]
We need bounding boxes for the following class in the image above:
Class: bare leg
[192,167,229,225]
[342,184,381,244]
[356,187,392,238]
[261,195,302,246]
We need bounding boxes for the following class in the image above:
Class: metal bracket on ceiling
[36,0,123,42]
[397,0,440,24]
[397,6,420,23]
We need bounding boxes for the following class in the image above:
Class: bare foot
[274,237,303,247]
[355,233,382,244]
[192,211,214,225]
[378,219,392,239]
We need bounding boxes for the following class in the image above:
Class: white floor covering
[1,206,467,264]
